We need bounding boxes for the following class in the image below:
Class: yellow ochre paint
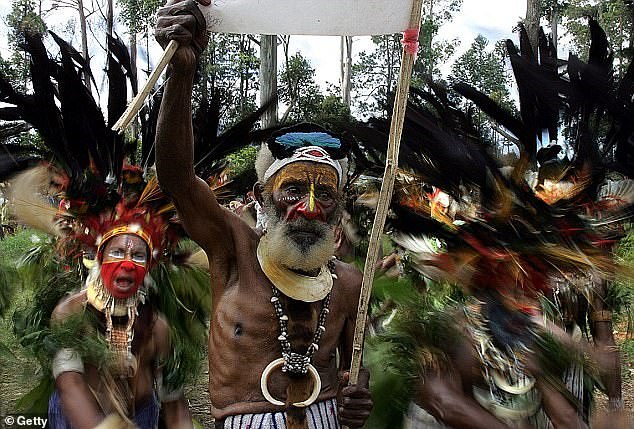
[309,182,316,212]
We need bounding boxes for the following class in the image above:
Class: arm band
[52,348,84,379]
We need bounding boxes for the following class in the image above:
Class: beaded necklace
[269,259,336,375]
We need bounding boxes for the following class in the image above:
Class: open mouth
[114,276,135,291]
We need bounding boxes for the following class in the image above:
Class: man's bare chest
[209,274,346,364]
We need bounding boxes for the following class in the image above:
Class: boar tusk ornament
[260,358,322,407]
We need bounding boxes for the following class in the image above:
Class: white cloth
[223,398,340,429]
[198,0,415,35]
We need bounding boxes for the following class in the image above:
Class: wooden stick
[345,0,423,397]
[112,40,179,134]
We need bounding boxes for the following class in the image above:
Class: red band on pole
[402,27,420,55]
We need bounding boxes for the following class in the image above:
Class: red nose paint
[101,260,147,298]
[287,200,326,222]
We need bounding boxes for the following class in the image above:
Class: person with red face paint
[154,4,373,423]
[48,226,193,429]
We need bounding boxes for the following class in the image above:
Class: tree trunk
[525,0,541,61]
[260,35,278,127]
[550,5,558,56]
[342,36,352,106]
[129,32,138,95]
[629,3,634,53]
[106,0,113,40]
[340,37,345,92]
[77,0,91,93]
[129,31,139,138]
[428,0,434,76]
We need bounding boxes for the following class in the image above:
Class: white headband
[263,146,343,184]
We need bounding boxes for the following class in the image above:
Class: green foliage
[6,0,46,43]
[150,263,210,390]
[449,34,516,144]
[195,33,260,129]
[226,145,258,195]
[352,34,403,115]
[117,0,162,34]
[10,244,109,410]
[311,95,353,128]
[366,289,462,429]
[2,0,47,93]
[278,52,324,121]
[226,146,258,180]
[414,0,462,80]
[0,229,45,320]
[13,311,111,413]
[12,245,85,356]
[0,229,46,267]
[561,0,633,77]
[353,0,463,116]
[608,228,634,333]
[451,35,511,100]
[15,377,54,413]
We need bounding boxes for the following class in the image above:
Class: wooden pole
[112,40,179,133]
[345,0,423,397]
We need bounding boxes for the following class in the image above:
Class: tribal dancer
[0,31,211,428]
[534,143,629,425]
[45,186,194,429]
[154,3,373,428]
[353,19,632,428]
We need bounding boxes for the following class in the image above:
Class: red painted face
[269,162,339,224]
[100,234,149,299]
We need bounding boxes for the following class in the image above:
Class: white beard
[262,208,336,272]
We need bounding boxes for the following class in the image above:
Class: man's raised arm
[154,0,231,253]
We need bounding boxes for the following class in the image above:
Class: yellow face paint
[268,162,338,196]
[309,183,316,212]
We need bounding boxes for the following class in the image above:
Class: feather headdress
[350,21,633,297]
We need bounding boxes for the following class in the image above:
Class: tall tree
[278,52,323,122]
[525,0,542,60]
[415,0,462,80]
[3,0,47,92]
[352,34,403,115]
[117,0,162,92]
[341,36,353,106]
[195,33,260,129]
[353,0,462,116]
[561,0,633,76]
[260,35,278,127]
[450,35,515,146]
[47,0,96,91]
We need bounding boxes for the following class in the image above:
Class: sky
[0,0,534,105]
[291,0,528,88]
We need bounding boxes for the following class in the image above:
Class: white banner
[199,0,415,36]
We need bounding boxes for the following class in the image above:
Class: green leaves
[116,0,162,34]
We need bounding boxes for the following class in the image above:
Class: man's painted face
[100,234,149,299]
[269,161,339,224]
[261,162,341,271]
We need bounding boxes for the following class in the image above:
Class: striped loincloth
[221,398,340,429]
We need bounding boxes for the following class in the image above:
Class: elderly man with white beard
[154,3,373,428]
